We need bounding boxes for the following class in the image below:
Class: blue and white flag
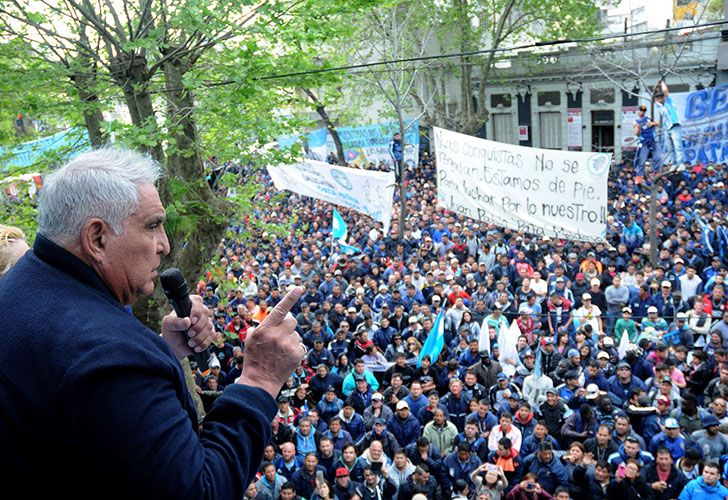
[332,208,347,242]
[338,242,361,255]
[690,209,714,255]
[418,308,445,367]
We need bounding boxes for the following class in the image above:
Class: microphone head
[160,268,188,299]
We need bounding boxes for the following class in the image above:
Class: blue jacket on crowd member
[641,412,663,449]
[678,476,728,500]
[583,371,610,392]
[0,234,278,498]
[441,449,482,493]
[649,431,692,460]
[340,411,366,443]
[321,428,353,451]
[441,392,472,432]
[467,410,498,435]
[387,413,421,448]
[403,392,429,417]
[516,453,570,494]
[607,443,654,471]
[294,428,320,460]
[290,465,328,500]
[274,454,304,480]
[520,434,561,458]
[606,373,646,406]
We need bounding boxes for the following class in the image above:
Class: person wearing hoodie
[356,418,400,458]
[256,461,288,500]
[514,402,537,441]
[516,441,570,495]
[293,418,321,460]
[641,447,689,500]
[678,461,728,500]
[561,404,597,445]
[386,449,416,489]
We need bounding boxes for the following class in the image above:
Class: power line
[238,19,728,84]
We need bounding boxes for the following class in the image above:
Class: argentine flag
[332,208,347,242]
[418,308,445,367]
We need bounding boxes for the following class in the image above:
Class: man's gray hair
[38,148,162,246]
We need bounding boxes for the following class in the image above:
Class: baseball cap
[617,361,631,370]
[647,306,658,314]
[603,337,614,347]
[396,401,410,410]
[371,392,383,401]
[522,350,535,358]
[661,280,671,288]
[347,307,357,313]
[373,418,386,426]
[597,351,610,359]
[622,306,632,313]
[657,395,671,405]
[582,293,592,300]
[556,277,565,283]
[664,418,680,429]
[409,316,418,323]
[325,386,336,393]
[565,370,579,380]
[545,388,558,396]
[576,272,585,279]
[568,349,580,358]
[585,384,600,399]
[590,278,601,286]
[677,312,688,320]
[336,467,350,477]
[497,373,508,380]
[660,376,673,385]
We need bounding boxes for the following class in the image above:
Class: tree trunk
[397,114,407,240]
[75,85,106,147]
[110,53,165,162]
[300,87,346,165]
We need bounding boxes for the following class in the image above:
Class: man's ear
[80,218,110,264]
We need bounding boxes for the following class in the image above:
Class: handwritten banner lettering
[434,127,611,242]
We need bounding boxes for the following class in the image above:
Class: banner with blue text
[268,160,395,232]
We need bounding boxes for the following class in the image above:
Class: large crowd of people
[199,150,728,500]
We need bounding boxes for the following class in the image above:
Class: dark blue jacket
[606,374,646,406]
[517,454,570,495]
[387,414,421,448]
[441,451,482,493]
[0,235,276,498]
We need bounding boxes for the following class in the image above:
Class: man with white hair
[0,148,305,497]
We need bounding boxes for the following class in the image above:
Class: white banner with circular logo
[268,160,396,232]
[434,126,611,242]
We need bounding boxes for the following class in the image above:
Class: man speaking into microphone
[0,148,306,498]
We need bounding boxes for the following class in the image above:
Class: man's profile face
[101,183,169,305]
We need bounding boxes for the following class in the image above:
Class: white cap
[647,306,658,313]
[661,280,672,288]
[582,293,592,300]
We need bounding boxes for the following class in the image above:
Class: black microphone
[160,268,211,372]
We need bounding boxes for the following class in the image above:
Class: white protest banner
[267,160,395,232]
[434,126,611,242]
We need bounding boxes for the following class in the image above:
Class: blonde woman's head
[0,225,29,275]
